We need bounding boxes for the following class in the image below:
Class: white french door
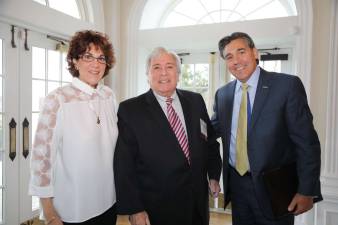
[0,21,71,224]
[1,21,23,225]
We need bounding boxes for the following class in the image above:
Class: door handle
[9,118,16,161]
[22,118,29,158]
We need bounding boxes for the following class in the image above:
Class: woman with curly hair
[29,30,118,225]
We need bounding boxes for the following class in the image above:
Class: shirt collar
[153,90,178,103]
[72,77,105,96]
[235,65,260,92]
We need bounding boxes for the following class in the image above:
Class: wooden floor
[116,212,232,225]
[30,212,231,225]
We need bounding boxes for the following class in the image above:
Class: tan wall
[311,0,332,152]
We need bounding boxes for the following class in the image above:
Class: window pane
[199,14,214,24]
[0,188,2,223]
[62,53,72,82]
[195,64,209,87]
[245,1,288,20]
[48,50,61,81]
[175,0,207,20]
[180,64,195,87]
[49,0,80,19]
[236,0,273,18]
[0,152,2,185]
[32,113,39,146]
[196,87,209,103]
[259,60,281,72]
[0,114,2,152]
[0,75,2,113]
[32,80,46,111]
[180,64,209,89]
[223,10,242,22]
[163,12,196,28]
[32,115,40,210]
[159,0,297,28]
[32,196,39,211]
[201,0,221,13]
[48,81,60,94]
[0,39,2,75]
[32,47,46,79]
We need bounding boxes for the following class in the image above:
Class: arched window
[140,0,297,29]
[33,0,81,19]
[137,0,299,111]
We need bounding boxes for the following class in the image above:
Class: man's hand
[129,211,151,225]
[288,193,314,215]
[209,179,221,198]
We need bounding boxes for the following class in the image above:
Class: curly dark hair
[67,30,115,77]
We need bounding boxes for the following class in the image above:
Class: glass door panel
[30,43,70,212]
[179,63,210,108]
[0,21,21,225]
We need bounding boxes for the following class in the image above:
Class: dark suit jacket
[114,89,222,225]
[211,68,322,219]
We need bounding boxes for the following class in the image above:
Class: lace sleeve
[29,91,61,197]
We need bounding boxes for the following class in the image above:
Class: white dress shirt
[29,78,118,222]
[153,90,188,134]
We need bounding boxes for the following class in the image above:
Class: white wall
[102,0,122,100]
[0,0,105,40]
[311,0,338,225]
[138,16,298,52]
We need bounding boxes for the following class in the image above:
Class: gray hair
[146,47,181,75]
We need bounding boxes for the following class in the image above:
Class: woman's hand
[45,216,63,225]
[40,198,63,225]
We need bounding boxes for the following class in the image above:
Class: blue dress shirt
[229,66,260,168]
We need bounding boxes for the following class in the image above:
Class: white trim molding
[294,0,313,98]
[319,0,338,225]
[123,0,147,99]
[323,0,338,198]
[324,0,338,178]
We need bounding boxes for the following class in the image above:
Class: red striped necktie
[166,97,191,164]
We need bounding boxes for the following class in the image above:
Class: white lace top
[29,78,118,223]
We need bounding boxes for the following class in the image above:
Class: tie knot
[242,83,248,91]
[166,97,173,105]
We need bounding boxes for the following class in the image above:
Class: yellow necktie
[236,83,249,175]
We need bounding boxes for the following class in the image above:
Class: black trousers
[63,204,117,225]
[229,167,294,225]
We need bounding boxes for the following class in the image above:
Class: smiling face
[148,53,179,97]
[74,43,106,88]
[223,38,258,82]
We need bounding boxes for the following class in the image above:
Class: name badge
[200,119,207,138]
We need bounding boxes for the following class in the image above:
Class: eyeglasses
[80,53,107,64]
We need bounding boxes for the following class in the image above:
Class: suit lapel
[145,89,175,137]
[248,69,271,136]
[223,81,236,133]
[145,89,189,153]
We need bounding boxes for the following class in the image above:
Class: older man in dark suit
[211,32,322,225]
[114,47,222,225]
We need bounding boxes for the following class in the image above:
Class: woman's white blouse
[29,78,118,223]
